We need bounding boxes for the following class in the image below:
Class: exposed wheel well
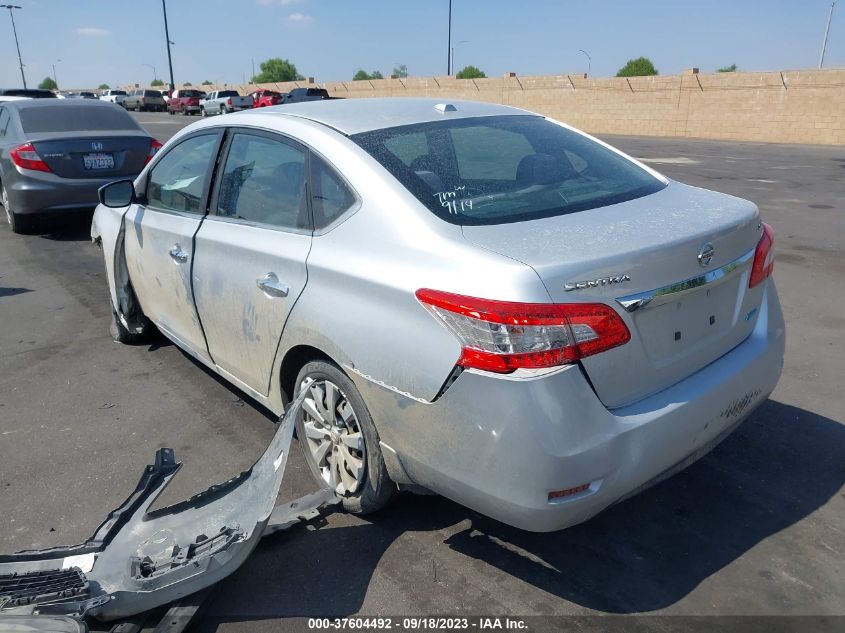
[279,345,335,403]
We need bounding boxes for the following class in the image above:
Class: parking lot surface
[1,112,843,629]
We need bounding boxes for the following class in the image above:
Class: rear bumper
[354,280,785,532]
[5,169,137,215]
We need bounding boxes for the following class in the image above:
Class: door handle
[256,272,289,298]
[169,246,189,264]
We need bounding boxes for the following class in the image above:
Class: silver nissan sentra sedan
[92,98,784,532]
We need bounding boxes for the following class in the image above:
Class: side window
[310,154,356,229]
[146,134,219,214]
[216,133,307,230]
[0,108,9,138]
[450,126,534,181]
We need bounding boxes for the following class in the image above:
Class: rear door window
[310,154,356,229]
[0,108,10,138]
[215,132,308,230]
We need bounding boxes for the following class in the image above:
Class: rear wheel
[2,183,34,235]
[220,105,227,116]
[294,360,395,514]
[201,107,207,118]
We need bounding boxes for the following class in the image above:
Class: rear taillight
[749,223,774,288]
[145,139,163,165]
[10,142,51,173]
[415,289,631,374]
[227,97,232,106]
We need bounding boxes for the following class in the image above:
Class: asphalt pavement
[0,111,843,630]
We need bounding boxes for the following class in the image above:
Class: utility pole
[447,0,452,75]
[162,0,175,90]
[819,1,836,69]
[1,5,26,88]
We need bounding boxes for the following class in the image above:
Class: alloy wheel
[299,377,366,495]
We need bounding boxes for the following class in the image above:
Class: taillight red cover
[10,142,51,172]
[416,289,631,374]
[145,139,163,165]
[227,97,232,106]
[749,222,775,288]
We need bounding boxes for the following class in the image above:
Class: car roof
[4,98,123,111]
[266,98,533,135]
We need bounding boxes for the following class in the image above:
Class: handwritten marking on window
[434,186,473,215]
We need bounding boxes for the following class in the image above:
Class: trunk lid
[31,133,152,179]
[461,181,767,408]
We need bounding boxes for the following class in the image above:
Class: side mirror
[99,179,136,208]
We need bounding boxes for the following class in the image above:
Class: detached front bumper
[358,281,785,532]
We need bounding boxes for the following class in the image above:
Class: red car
[167,89,204,116]
[248,89,282,108]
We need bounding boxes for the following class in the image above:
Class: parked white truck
[99,89,128,106]
[200,90,253,116]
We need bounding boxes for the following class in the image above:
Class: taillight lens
[748,223,774,288]
[10,142,51,172]
[145,139,163,165]
[416,289,631,374]
[227,97,232,106]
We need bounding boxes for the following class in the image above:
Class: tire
[181,107,188,116]
[201,107,207,118]
[2,182,35,235]
[294,360,395,514]
[168,108,175,115]
[220,106,226,116]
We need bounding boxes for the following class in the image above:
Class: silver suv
[124,89,166,112]
[92,99,784,531]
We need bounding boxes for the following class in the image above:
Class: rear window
[19,105,141,133]
[143,90,161,98]
[112,90,127,96]
[351,115,666,226]
[180,90,201,98]
[218,91,239,98]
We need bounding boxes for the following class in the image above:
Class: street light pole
[1,5,26,88]
[447,0,452,74]
[578,49,592,76]
[162,0,175,90]
[143,63,157,85]
[819,1,836,69]
[52,59,61,89]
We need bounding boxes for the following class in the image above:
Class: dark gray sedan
[0,99,160,233]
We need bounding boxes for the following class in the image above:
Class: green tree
[150,78,164,86]
[38,77,57,90]
[615,57,659,77]
[353,69,384,80]
[183,81,192,86]
[717,63,738,73]
[456,65,486,79]
[98,83,110,90]
[392,64,408,78]
[202,79,213,85]
[252,58,303,83]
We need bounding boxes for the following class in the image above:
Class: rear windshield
[180,90,201,97]
[111,90,127,96]
[19,106,141,133]
[143,90,162,98]
[351,115,666,225]
[218,91,239,98]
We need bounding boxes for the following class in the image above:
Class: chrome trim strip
[616,248,754,313]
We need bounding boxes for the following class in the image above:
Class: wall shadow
[188,398,842,625]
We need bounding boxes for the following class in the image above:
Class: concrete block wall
[132,69,845,145]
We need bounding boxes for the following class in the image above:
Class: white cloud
[76,27,110,37]
[286,12,312,23]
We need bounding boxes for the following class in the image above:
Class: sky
[0,0,842,89]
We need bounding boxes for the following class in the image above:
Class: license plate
[83,153,114,170]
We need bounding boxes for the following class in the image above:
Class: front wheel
[294,361,395,514]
